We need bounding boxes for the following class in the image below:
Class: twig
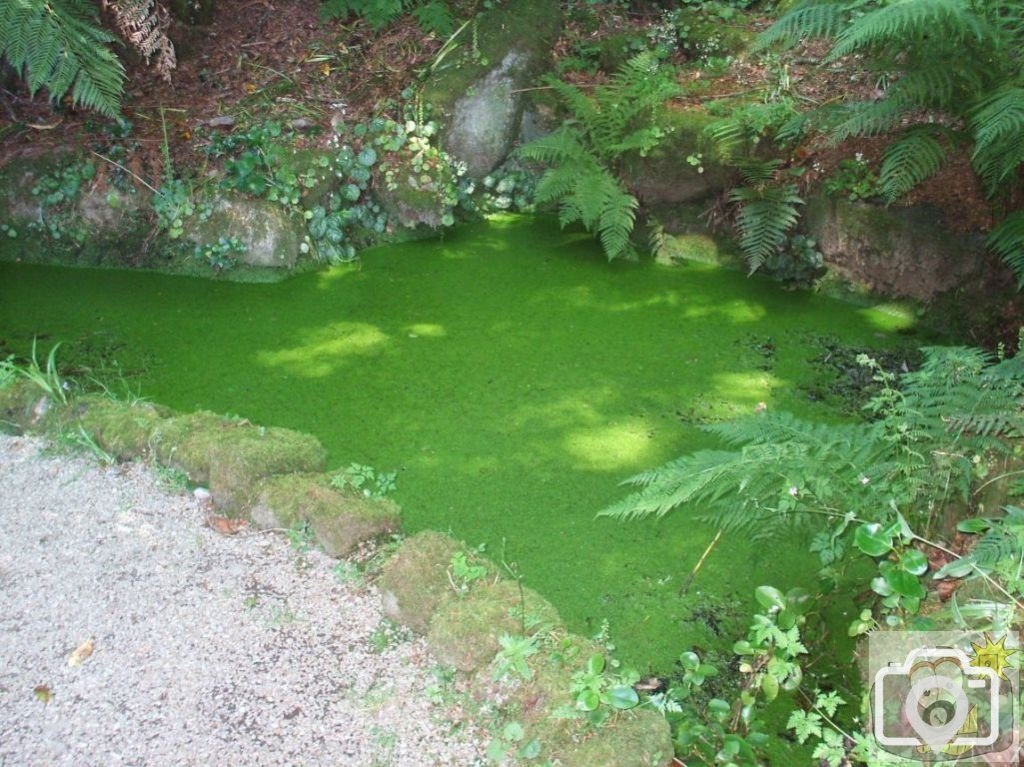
[88,150,161,195]
[679,529,723,595]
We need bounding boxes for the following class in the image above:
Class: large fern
[517,52,680,261]
[756,0,1024,283]
[0,0,125,117]
[600,347,1024,541]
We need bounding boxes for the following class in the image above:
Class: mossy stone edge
[3,389,673,766]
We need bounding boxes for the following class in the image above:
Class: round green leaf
[761,672,779,702]
[899,549,929,576]
[855,523,893,556]
[755,586,786,611]
[603,685,640,710]
[576,689,600,712]
[679,651,700,670]
[880,562,926,598]
[586,653,605,675]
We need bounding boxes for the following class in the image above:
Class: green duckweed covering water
[0,215,922,675]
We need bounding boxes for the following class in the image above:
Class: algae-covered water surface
[1,215,919,673]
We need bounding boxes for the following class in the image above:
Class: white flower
[788,486,799,497]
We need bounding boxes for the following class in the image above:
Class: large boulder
[189,194,303,270]
[423,0,561,177]
[804,194,1001,302]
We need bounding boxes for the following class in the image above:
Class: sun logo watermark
[868,630,1020,764]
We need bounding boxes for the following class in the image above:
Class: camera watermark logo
[869,631,1019,763]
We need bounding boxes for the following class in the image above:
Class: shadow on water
[0,214,921,672]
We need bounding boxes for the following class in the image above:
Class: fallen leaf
[206,515,249,536]
[33,684,54,704]
[244,82,258,94]
[67,639,94,666]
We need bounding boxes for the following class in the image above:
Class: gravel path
[0,434,488,767]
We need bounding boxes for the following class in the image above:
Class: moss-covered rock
[0,153,158,271]
[0,380,63,434]
[251,473,400,557]
[427,579,562,673]
[548,708,674,766]
[620,108,734,206]
[423,0,562,177]
[377,531,498,633]
[66,395,172,461]
[151,411,327,511]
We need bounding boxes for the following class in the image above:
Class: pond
[0,214,923,675]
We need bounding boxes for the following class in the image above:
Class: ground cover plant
[0,215,922,684]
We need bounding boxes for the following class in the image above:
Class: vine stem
[89,150,161,196]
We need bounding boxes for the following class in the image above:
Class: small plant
[15,340,69,405]
[328,462,397,499]
[486,720,543,763]
[823,154,881,202]
[331,560,364,587]
[492,633,541,681]
[286,520,315,555]
[448,550,489,594]
[568,653,641,727]
[59,425,116,465]
[0,355,16,389]
[368,619,414,653]
[193,236,246,272]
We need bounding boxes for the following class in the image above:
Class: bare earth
[0,434,487,767]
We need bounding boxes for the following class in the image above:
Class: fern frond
[828,99,905,143]
[986,212,1024,288]
[543,75,599,130]
[828,0,991,61]
[597,186,638,261]
[752,0,851,52]
[730,183,804,273]
[878,130,946,203]
[108,0,176,81]
[0,0,125,117]
[886,65,980,110]
[970,86,1024,194]
[518,127,588,166]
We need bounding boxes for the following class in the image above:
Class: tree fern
[517,53,680,261]
[878,129,946,204]
[0,0,124,117]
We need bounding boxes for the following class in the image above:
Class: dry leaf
[67,639,95,666]
[244,83,258,94]
[33,684,54,704]
[206,515,248,536]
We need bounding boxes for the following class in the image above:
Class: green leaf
[755,585,786,611]
[708,698,731,721]
[576,689,600,712]
[855,522,893,556]
[880,561,926,598]
[957,518,992,534]
[603,685,640,710]
[586,653,605,675]
[899,549,929,576]
[761,672,780,702]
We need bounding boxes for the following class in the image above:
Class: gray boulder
[423,0,561,178]
[191,195,303,269]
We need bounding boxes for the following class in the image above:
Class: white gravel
[0,434,488,767]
